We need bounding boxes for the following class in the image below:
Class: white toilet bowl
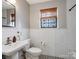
[23,39,42,59]
[26,47,42,59]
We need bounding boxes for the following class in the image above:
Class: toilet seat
[28,47,42,53]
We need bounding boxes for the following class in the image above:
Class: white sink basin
[2,39,30,56]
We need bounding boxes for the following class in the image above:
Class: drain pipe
[21,49,27,59]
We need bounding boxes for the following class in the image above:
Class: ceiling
[26,0,52,5]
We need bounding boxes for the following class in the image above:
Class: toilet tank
[23,39,31,51]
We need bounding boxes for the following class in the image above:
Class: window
[40,8,57,28]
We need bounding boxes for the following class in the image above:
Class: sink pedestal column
[6,52,19,59]
[12,52,19,59]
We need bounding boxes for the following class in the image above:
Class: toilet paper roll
[41,41,46,46]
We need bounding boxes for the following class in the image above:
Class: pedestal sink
[2,39,30,59]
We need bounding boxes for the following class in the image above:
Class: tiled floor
[39,55,64,59]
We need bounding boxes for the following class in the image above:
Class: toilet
[24,39,42,59]
[26,47,42,59]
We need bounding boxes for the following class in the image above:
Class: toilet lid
[28,47,42,53]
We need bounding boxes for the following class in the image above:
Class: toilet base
[27,56,39,59]
[26,54,39,59]
[31,56,39,59]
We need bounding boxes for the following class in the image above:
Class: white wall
[2,0,30,44]
[30,0,76,57]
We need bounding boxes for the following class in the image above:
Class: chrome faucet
[6,37,12,45]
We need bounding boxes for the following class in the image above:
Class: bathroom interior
[2,0,76,59]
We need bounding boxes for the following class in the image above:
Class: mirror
[2,0,16,27]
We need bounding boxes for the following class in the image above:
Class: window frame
[40,7,57,28]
